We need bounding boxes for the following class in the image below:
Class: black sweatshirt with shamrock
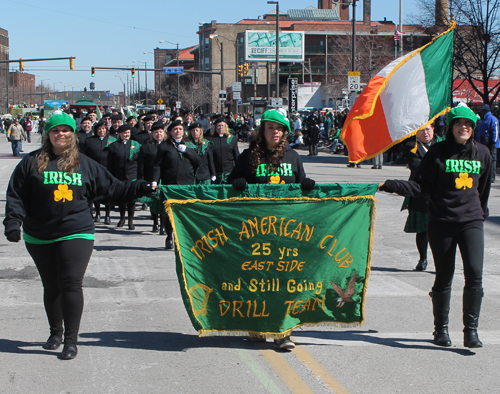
[386,140,492,224]
[4,150,146,240]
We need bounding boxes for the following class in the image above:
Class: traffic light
[238,64,244,77]
[20,59,24,72]
[131,67,136,78]
[70,58,75,70]
[243,63,249,75]
[91,66,95,77]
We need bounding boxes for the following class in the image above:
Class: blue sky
[3,0,417,96]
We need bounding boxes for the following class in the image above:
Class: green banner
[161,184,378,338]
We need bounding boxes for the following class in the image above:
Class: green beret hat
[261,109,291,133]
[44,112,76,133]
[446,106,477,127]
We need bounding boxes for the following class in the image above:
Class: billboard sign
[245,31,305,62]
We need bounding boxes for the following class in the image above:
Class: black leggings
[428,221,484,293]
[26,238,94,344]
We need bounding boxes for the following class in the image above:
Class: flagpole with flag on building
[340,21,456,164]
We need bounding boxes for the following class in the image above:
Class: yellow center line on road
[259,341,350,394]
[292,344,350,394]
[260,348,314,394]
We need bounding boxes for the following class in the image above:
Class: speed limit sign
[348,71,361,92]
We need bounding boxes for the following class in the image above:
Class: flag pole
[399,0,403,54]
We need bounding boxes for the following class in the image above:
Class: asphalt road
[1,134,499,394]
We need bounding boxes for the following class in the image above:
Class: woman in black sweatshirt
[380,106,492,349]
[3,112,153,360]
[228,109,315,351]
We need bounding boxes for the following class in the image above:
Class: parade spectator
[228,108,315,350]
[475,104,499,182]
[380,106,492,348]
[7,118,27,157]
[3,112,153,360]
[401,124,436,271]
[197,113,211,134]
[24,116,33,143]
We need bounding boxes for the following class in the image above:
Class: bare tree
[411,0,500,105]
[178,75,213,113]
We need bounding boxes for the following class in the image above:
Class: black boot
[127,204,135,230]
[159,216,166,235]
[463,288,483,348]
[430,290,452,347]
[415,259,428,271]
[117,205,126,227]
[151,213,159,232]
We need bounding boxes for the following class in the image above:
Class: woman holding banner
[228,108,315,350]
[380,106,492,348]
[3,112,154,360]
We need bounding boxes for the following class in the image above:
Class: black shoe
[165,237,173,249]
[152,224,159,233]
[464,329,483,348]
[104,216,111,225]
[128,223,135,230]
[43,335,62,350]
[94,214,100,223]
[347,163,355,168]
[159,228,166,235]
[371,165,382,169]
[116,218,125,227]
[433,327,452,347]
[61,343,78,360]
[415,259,428,271]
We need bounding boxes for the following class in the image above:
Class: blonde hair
[37,132,80,174]
[189,127,204,144]
[210,121,231,137]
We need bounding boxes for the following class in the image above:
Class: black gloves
[300,177,315,191]
[379,180,398,193]
[6,229,21,243]
[139,182,155,196]
[232,178,247,191]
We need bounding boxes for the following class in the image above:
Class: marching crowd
[1,101,497,360]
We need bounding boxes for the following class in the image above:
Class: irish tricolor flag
[341,23,455,163]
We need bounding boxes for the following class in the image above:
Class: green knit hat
[446,106,477,127]
[261,109,291,133]
[44,112,76,133]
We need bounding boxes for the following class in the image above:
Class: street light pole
[268,1,280,99]
[352,0,357,72]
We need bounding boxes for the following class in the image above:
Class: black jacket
[389,140,492,223]
[155,141,201,185]
[186,140,216,181]
[4,151,147,240]
[137,139,163,182]
[107,140,141,181]
[228,145,306,184]
[83,135,116,167]
[77,131,93,153]
[133,130,152,146]
[206,134,239,175]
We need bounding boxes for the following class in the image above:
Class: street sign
[176,101,181,109]
[157,105,165,110]
[270,98,283,108]
[105,93,114,97]
[163,67,184,74]
[233,91,241,100]
[219,90,227,101]
[157,98,164,104]
[348,71,361,92]
[232,82,242,92]
[238,99,242,105]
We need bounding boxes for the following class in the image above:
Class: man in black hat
[77,116,94,152]
[147,110,158,123]
[133,115,154,145]
[476,104,499,182]
[109,114,123,137]
[102,112,112,130]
